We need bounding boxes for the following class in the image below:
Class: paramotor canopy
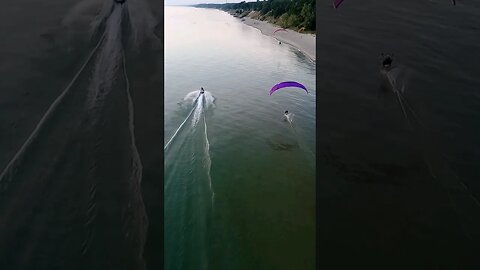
[333,0,345,8]
[273,28,288,34]
[270,81,308,95]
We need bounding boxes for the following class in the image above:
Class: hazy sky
[165,0,255,6]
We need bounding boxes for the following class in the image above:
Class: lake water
[0,1,163,269]
[316,0,480,268]
[2,1,478,269]
[164,6,316,270]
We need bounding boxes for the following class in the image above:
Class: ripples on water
[317,0,480,267]
[165,91,215,270]
[0,0,159,269]
[165,6,315,270]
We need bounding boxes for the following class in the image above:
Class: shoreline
[237,16,316,62]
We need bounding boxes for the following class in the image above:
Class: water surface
[317,0,480,268]
[165,6,316,270]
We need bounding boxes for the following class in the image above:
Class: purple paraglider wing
[333,0,345,8]
[270,81,308,95]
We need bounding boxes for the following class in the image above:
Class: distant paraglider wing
[333,0,345,8]
[273,28,287,34]
[270,81,308,95]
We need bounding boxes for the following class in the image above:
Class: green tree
[198,0,316,31]
[287,14,301,28]
[261,1,271,14]
[300,2,315,30]
[277,13,289,28]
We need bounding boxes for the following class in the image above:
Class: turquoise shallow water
[164,6,315,270]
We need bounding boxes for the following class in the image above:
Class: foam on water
[183,90,215,108]
[285,113,294,126]
[204,112,214,204]
[192,94,204,127]
[164,90,216,268]
[165,90,215,149]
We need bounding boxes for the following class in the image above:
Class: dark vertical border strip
[315,1,320,270]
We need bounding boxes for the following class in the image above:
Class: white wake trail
[164,95,201,150]
[0,31,107,187]
[204,112,215,205]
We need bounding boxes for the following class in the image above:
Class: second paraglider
[273,28,288,34]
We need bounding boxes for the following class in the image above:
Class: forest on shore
[195,0,316,32]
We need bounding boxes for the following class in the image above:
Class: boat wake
[164,90,215,269]
[382,66,480,240]
[0,2,151,269]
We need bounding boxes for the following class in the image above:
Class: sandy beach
[241,17,316,61]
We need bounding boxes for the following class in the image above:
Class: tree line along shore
[194,0,316,33]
